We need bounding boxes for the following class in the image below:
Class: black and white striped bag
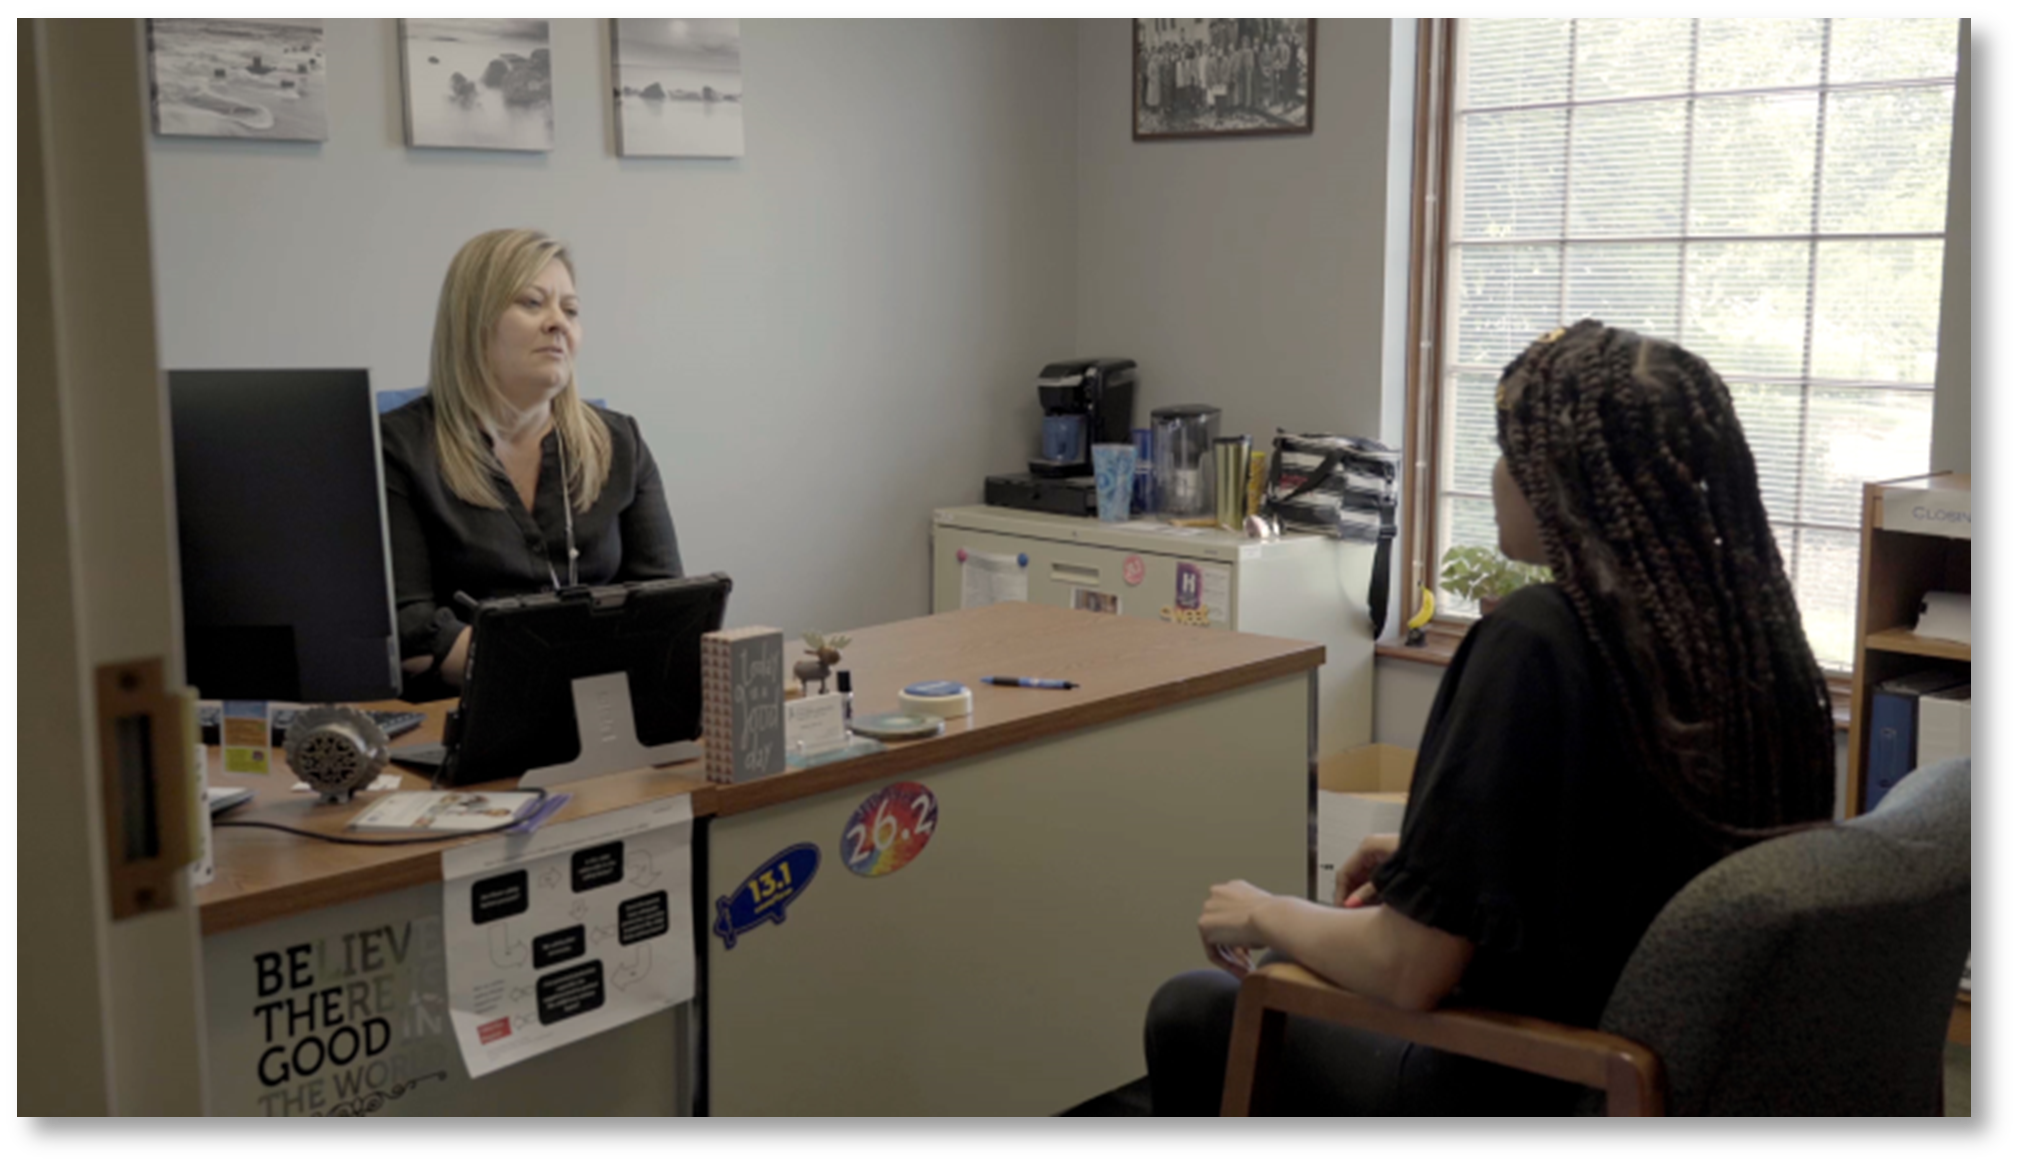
[1261,430,1402,637]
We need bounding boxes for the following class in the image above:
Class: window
[1409,18,1960,672]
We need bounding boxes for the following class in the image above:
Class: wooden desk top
[198,603,1322,935]
[706,601,1323,817]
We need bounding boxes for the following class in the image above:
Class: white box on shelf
[1313,745,1414,904]
[1917,685,1971,769]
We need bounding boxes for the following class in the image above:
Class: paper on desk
[439,795,694,1079]
[1199,562,1231,625]
[292,773,405,795]
[960,551,1027,608]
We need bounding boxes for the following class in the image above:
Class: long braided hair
[1495,319,1835,846]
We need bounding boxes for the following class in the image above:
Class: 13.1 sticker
[840,781,938,877]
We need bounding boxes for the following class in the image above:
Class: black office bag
[1261,430,1402,638]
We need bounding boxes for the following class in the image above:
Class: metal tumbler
[1214,435,1253,531]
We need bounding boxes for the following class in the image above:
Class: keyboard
[198,705,427,747]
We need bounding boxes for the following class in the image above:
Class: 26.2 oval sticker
[841,782,938,877]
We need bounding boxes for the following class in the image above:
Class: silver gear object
[283,706,393,803]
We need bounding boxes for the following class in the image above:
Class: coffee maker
[986,359,1138,516]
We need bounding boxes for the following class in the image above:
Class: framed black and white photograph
[611,19,746,158]
[146,19,327,141]
[398,19,554,152]
[1133,18,1314,141]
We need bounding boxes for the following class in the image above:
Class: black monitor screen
[167,369,400,702]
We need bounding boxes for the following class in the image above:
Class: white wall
[146,18,1078,639]
[1074,20,1416,448]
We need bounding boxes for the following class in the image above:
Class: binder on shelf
[1866,669,1968,812]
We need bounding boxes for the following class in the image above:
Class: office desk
[197,604,1320,1116]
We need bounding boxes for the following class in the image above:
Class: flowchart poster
[439,796,693,1078]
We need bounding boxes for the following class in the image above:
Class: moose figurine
[792,632,851,696]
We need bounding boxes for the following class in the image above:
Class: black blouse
[380,395,682,700]
[1372,584,1720,1030]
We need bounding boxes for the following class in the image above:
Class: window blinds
[1438,17,1959,669]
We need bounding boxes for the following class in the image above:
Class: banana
[1406,584,1436,632]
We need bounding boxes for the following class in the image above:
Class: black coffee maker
[985,359,1139,516]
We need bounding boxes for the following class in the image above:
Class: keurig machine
[986,358,1137,516]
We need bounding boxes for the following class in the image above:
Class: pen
[980,676,1079,690]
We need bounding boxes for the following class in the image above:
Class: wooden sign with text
[702,627,786,784]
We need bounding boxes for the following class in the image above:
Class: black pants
[1143,969,1584,1117]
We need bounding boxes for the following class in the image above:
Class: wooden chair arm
[1221,962,1664,1116]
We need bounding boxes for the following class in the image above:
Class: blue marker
[981,675,1079,690]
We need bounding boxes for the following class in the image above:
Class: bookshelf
[1843,471,1970,1045]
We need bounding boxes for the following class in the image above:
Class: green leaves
[1439,544,1553,603]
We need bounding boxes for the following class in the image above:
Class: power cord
[213,786,556,846]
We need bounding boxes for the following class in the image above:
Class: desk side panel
[203,881,685,1116]
[704,672,1310,1116]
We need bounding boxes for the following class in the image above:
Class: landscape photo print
[146,18,328,141]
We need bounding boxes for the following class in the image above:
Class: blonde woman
[381,229,681,699]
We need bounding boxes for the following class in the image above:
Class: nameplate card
[702,627,787,785]
[784,693,850,758]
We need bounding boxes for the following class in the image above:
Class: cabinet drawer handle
[1050,562,1102,586]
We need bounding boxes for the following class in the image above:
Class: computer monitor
[438,575,733,787]
[167,369,401,702]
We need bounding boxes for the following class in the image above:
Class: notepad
[348,791,540,832]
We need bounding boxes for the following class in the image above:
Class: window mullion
[1791,19,1838,587]
[1678,17,1701,340]
[1558,20,1576,326]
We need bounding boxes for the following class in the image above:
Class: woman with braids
[1143,320,1837,1116]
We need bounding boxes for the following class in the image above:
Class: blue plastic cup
[1092,443,1136,522]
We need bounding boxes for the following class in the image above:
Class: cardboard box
[1314,744,1415,904]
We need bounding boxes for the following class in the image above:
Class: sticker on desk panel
[1122,555,1146,587]
[714,843,821,951]
[841,781,938,878]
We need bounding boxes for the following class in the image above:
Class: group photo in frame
[1133,18,1314,140]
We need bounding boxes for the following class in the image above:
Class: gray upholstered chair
[1221,757,1971,1116]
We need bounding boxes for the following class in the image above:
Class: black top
[380,395,682,700]
[1373,584,1719,1029]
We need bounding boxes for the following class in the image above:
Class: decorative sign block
[702,627,786,785]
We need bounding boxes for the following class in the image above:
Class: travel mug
[1214,435,1253,531]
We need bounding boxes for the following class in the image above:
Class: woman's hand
[440,627,473,691]
[1198,880,1278,976]
[1334,833,1400,908]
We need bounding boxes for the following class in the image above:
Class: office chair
[1221,757,1971,1117]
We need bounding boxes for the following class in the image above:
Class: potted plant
[1438,545,1552,616]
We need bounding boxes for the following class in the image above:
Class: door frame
[18,17,210,1116]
